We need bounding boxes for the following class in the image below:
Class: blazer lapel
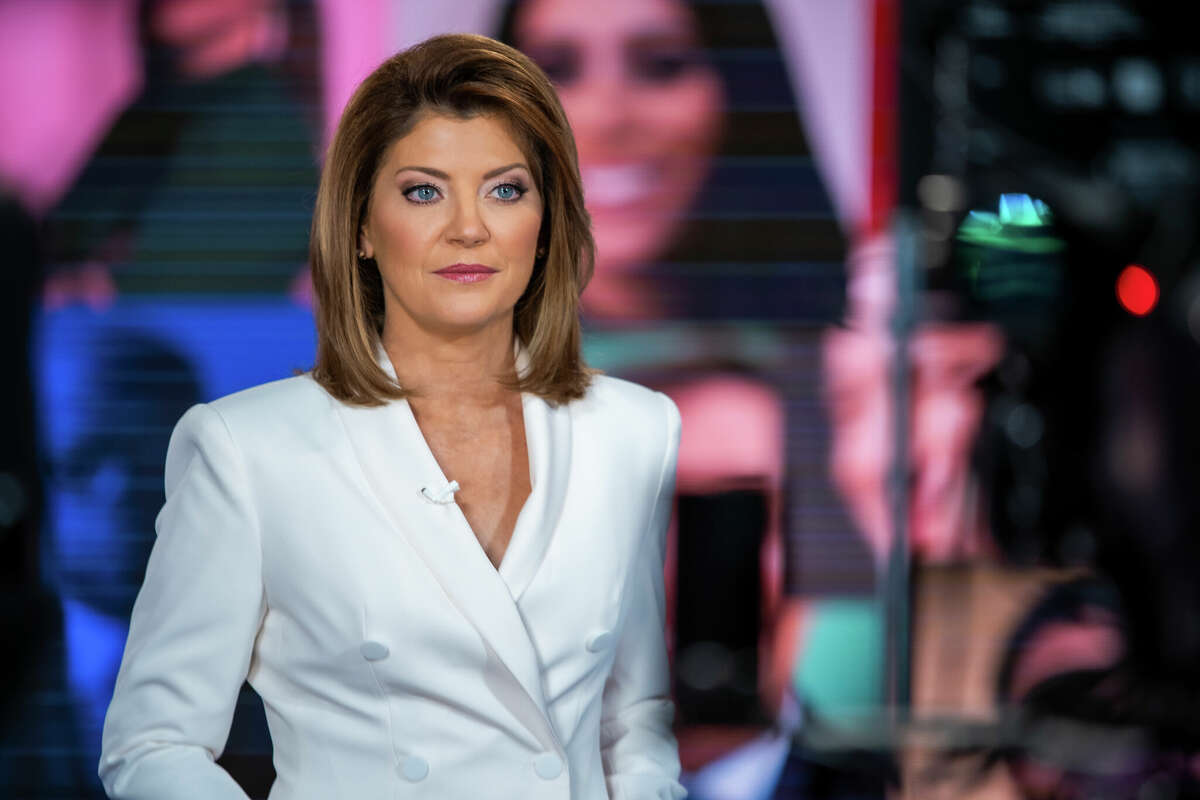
[332,348,562,750]
[497,391,571,602]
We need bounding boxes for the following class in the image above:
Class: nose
[446,194,489,248]
[565,61,636,155]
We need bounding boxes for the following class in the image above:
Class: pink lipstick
[433,263,497,284]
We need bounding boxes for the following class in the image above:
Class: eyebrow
[393,162,530,181]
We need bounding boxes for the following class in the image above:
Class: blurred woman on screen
[499,0,845,323]
[501,0,723,321]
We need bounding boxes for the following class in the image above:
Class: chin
[592,216,677,274]
[424,302,513,335]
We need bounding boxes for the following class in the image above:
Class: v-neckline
[371,341,570,601]
[332,366,576,745]
[397,394,536,576]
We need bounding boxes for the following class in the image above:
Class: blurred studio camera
[901,0,1200,793]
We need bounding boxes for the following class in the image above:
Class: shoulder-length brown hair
[310,33,594,406]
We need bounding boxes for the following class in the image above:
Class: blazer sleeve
[600,392,687,800]
[99,403,265,800]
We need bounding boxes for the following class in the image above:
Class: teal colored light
[998,193,1052,226]
[956,193,1065,255]
[792,597,883,725]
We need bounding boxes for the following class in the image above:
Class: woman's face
[514,0,723,281]
[360,112,543,340]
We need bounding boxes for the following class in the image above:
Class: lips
[434,263,497,284]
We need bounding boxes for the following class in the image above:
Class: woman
[497,0,845,322]
[99,34,684,800]
[499,0,723,321]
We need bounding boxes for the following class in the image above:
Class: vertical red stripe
[868,0,899,236]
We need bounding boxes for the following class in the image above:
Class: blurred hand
[147,0,286,78]
[824,324,1005,567]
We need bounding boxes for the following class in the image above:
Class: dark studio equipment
[0,193,48,718]
[898,0,1200,793]
[673,489,768,726]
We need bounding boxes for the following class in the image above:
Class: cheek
[515,207,544,251]
[492,206,543,283]
[504,202,543,247]
[557,87,603,132]
[643,74,723,156]
[373,212,435,257]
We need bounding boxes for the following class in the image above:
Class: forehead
[381,112,532,174]
[516,0,696,40]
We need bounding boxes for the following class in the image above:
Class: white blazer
[99,359,685,800]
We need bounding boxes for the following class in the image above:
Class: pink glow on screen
[0,0,142,216]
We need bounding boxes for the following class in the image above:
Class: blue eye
[491,183,525,202]
[404,184,440,204]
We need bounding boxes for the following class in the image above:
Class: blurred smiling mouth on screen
[581,163,659,209]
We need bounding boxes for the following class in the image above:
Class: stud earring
[536,246,547,258]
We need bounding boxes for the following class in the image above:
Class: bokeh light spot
[1117,264,1158,316]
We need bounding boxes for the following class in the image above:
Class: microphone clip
[421,480,460,505]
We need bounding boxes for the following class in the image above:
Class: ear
[358,224,375,259]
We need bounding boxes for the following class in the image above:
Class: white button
[533,752,562,780]
[585,630,613,653]
[360,640,389,661]
[400,755,429,782]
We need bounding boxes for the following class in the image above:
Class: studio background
[0,2,897,798]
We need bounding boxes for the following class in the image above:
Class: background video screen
[0,2,901,798]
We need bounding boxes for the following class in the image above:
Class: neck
[380,314,517,406]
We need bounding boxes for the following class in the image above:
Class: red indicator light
[1117,264,1158,316]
